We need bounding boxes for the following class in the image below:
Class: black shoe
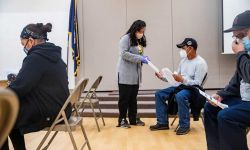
[193,115,199,121]
[149,123,169,131]
[116,119,131,129]
[176,127,190,135]
[130,118,145,126]
[136,118,145,126]
[193,117,199,121]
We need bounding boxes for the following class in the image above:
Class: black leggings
[118,84,139,124]
[1,129,26,150]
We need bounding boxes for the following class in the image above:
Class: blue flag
[68,0,80,76]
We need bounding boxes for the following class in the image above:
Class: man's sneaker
[117,119,131,129]
[149,123,169,131]
[176,127,190,135]
[130,118,145,126]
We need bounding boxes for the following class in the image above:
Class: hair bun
[41,23,52,33]
[36,23,44,28]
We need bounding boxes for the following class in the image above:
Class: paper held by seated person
[197,89,229,109]
[147,60,229,109]
[147,61,180,86]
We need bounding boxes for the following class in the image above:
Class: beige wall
[78,0,236,91]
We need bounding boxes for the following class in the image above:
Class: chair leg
[37,126,55,150]
[63,113,78,150]
[171,115,178,126]
[200,113,204,126]
[42,131,58,150]
[97,102,105,126]
[67,130,78,150]
[80,124,91,150]
[246,128,250,134]
[174,124,179,132]
[90,103,101,132]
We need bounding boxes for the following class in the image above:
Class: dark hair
[126,20,147,47]
[20,23,52,41]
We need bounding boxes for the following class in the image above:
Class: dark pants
[204,96,250,150]
[118,84,139,124]
[1,129,26,150]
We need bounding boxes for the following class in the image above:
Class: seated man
[150,38,208,135]
[204,10,250,150]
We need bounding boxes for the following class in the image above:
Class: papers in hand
[147,61,160,73]
[197,89,229,109]
[161,68,180,86]
[147,61,180,86]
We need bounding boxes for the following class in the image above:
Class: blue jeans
[155,86,192,128]
[204,97,250,150]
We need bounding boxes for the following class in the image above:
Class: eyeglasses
[232,31,247,39]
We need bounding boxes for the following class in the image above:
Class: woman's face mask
[136,33,144,39]
[21,38,34,54]
[23,40,29,54]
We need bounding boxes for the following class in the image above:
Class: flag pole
[66,38,69,77]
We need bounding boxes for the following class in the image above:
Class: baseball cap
[224,10,250,33]
[176,38,198,49]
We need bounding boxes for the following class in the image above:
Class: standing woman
[116,20,149,128]
[2,23,71,150]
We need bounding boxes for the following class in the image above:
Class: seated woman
[2,23,71,150]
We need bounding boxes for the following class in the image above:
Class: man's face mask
[179,49,187,58]
[179,47,191,58]
[242,36,250,51]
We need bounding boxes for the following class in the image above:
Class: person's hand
[155,71,164,79]
[141,56,150,64]
[209,94,223,107]
[172,73,184,82]
[232,40,244,54]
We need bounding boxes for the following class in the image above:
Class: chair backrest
[52,78,88,124]
[70,78,89,105]
[201,73,208,87]
[0,80,8,88]
[84,76,102,99]
[0,89,19,148]
[90,76,102,91]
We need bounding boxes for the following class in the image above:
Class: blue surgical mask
[242,36,250,51]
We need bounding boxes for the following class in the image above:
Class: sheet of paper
[147,61,160,73]
[147,61,180,86]
[161,68,180,86]
[197,89,229,109]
